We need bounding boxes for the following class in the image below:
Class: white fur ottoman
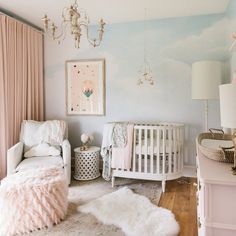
[0,167,68,236]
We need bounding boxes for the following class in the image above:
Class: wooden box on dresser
[196,152,236,236]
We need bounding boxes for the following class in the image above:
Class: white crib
[111,123,184,192]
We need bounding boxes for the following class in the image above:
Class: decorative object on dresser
[101,122,184,192]
[66,59,105,115]
[219,83,236,174]
[197,128,234,163]
[196,150,236,236]
[74,146,100,180]
[41,0,105,49]
[192,61,222,131]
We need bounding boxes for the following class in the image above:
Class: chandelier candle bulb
[41,0,105,49]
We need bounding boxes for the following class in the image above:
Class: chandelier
[41,0,105,49]
[137,9,154,86]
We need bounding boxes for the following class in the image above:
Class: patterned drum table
[74,146,100,180]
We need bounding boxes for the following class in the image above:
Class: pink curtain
[0,15,44,179]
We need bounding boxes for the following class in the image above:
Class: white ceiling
[0,0,230,28]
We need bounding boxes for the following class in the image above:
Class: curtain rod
[0,8,44,34]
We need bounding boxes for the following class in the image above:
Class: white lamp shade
[192,61,222,100]
[219,84,236,128]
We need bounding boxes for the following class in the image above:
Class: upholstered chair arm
[7,142,24,175]
[62,139,71,185]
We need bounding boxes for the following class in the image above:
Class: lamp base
[204,100,209,132]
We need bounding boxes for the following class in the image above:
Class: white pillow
[20,120,43,153]
[24,143,60,158]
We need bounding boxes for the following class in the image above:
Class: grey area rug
[31,177,162,236]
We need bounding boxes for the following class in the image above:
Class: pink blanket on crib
[111,124,134,170]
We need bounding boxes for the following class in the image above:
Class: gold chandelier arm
[84,20,105,47]
[47,20,69,42]
[62,7,71,21]
[58,21,69,42]
[86,30,101,47]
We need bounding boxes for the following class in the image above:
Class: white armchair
[7,120,71,185]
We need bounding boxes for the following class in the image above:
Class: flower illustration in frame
[66,59,105,115]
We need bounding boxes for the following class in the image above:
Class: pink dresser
[197,153,236,236]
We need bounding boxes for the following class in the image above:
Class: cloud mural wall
[226,0,236,78]
[45,4,235,166]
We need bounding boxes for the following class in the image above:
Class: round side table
[74,146,100,181]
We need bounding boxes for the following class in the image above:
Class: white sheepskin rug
[0,167,68,236]
[79,187,179,236]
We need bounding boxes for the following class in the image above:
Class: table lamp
[192,61,222,131]
[219,83,236,173]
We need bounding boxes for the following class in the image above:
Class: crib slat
[162,128,166,174]
[132,128,137,172]
[181,128,184,171]
[156,129,160,174]
[176,128,179,172]
[168,128,172,174]
[177,127,181,172]
[173,128,177,173]
[150,129,154,174]
[144,128,148,173]
[138,128,142,173]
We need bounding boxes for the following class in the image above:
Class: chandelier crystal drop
[41,0,105,49]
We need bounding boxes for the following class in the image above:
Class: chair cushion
[16,156,64,172]
[24,143,61,158]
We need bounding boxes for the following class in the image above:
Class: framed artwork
[66,59,105,115]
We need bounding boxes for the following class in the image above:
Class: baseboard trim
[183,165,197,178]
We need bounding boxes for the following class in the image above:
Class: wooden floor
[158,177,198,236]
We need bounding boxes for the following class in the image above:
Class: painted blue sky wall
[45,6,234,165]
[226,0,236,78]
[227,0,236,18]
